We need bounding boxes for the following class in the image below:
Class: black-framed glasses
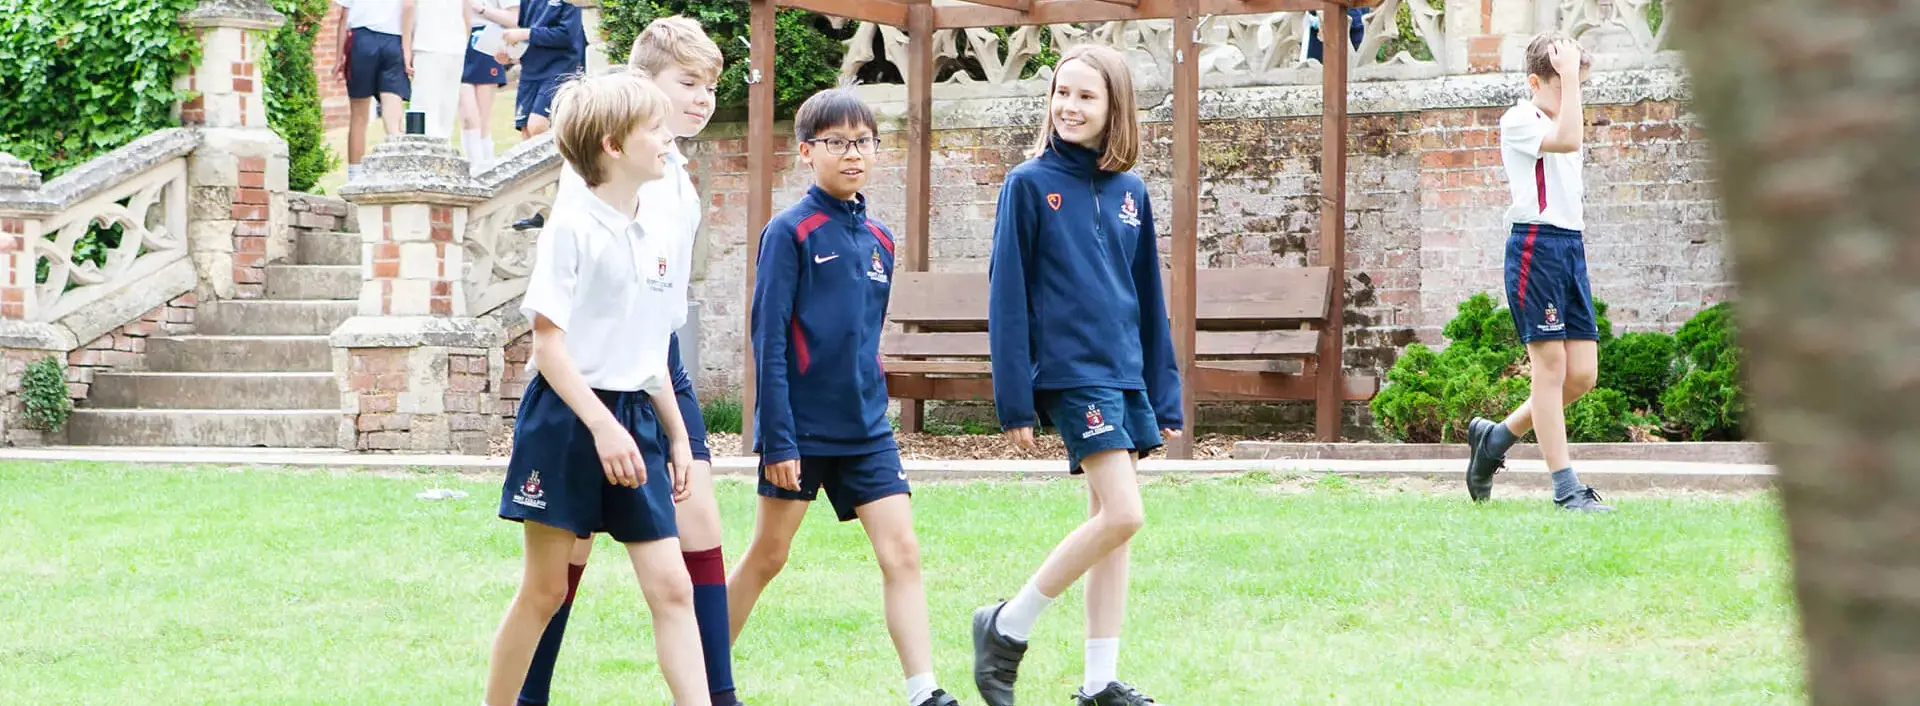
[807,136,881,156]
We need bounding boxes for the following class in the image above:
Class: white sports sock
[996,581,1054,642]
[463,129,485,161]
[905,672,938,706]
[1083,637,1120,696]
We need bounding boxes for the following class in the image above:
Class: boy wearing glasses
[730,89,964,706]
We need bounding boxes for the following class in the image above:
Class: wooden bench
[883,269,1379,435]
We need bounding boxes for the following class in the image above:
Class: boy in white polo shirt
[408,0,471,139]
[333,0,416,181]
[1463,33,1613,512]
[482,70,712,706]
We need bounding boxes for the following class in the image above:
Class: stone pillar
[0,154,74,446]
[178,0,292,301]
[577,0,613,76]
[334,135,504,454]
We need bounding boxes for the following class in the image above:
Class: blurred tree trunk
[1674,2,1920,702]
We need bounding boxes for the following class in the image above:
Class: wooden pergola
[740,0,1375,457]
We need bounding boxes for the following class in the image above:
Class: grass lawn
[0,463,1801,705]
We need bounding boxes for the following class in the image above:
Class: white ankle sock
[905,672,938,705]
[996,581,1053,642]
[1083,637,1119,695]
[463,129,486,164]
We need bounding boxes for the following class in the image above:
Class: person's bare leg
[854,494,934,678]
[482,521,578,706]
[625,537,709,706]
[378,91,405,135]
[347,97,372,166]
[1526,341,1572,471]
[1080,456,1138,696]
[725,495,809,642]
[524,113,552,139]
[1501,339,1602,435]
[1029,450,1144,598]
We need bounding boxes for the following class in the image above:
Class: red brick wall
[64,293,198,402]
[314,5,350,130]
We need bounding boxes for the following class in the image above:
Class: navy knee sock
[685,546,737,700]
[519,562,585,705]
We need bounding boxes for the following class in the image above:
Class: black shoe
[1075,681,1159,705]
[916,689,961,706]
[1556,486,1615,512]
[1465,416,1507,502]
[512,212,546,230]
[714,691,746,706]
[972,602,1026,706]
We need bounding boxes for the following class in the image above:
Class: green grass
[0,463,1801,704]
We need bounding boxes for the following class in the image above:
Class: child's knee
[1097,503,1146,541]
[519,573,571,616]
[1568,365,1599,395]
[873,532,923,579]
[742,539,792,577]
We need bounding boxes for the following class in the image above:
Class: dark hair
[793,88,878,142]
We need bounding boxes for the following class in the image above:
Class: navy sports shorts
[499,375,678,543]
[1041,386,1162,474]
[513,77,560,130]
[1504,222,1598,344]
[346,28,411,100]
[758,447,911,522]
[463,41,507,85]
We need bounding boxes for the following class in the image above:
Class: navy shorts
[463,44,507,85]
[1041,387,1163,474]
[346,28,411,100]
[758,448,912,522]
[499,375,678,543]
[1505,222,1599,344]
[514,77,560,130]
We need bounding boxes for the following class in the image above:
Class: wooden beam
[949,0,1033,11]
[1168,2,1200,459]
[935,0,1328,28]
[776,0,909,26]
[1191,368,1378,401]
[886,374,996,401]
[1315,0,1350,442]
[900,1,936,434]
[741,0,776,445]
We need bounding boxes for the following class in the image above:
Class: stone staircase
[66,229,361,448]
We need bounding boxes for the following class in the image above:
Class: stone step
[65,409,342,448]
[86,372,338,410]
[266,264,360,300]
[196,300,357,336]
[296,231,360,267]
[146,335,332,373]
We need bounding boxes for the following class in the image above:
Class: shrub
[267,0,337,192]
[0,0,202,178]
[21,356,73,432]
[1566,388,1632,442]
[1370,343,1448,442]
[701,396,742,435]
[1662,347,1745,441]
[1675,302,1737,371]
[600,1,846,119]
[1597,331,1678,412]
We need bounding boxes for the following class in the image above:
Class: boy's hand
[590,420,645,488]
[672,459,710,503]
[493,49,512,65]
[1161,428,1183,440]
[335,52,348,80]
[1004,426,1036,451]
[670,441,695,500]
[404,47,415,77]
[764,458,801,492]
[1548,38,1581,77]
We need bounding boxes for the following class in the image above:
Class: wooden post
[741,0,775,445]
[1169,3,1201,458]
[1315,1,1349,442]
[899,5,935,434]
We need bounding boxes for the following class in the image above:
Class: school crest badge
[657,256,669,277]
[1081,403,1115,439]
[1544,303,1559,326]
[513,470,548,509]
[1046,193,1062,211]
[1118,191,1141,227]
[867,247,889,284]
[1538,303,1566,333]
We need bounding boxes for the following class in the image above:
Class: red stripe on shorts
[1516,224,1539,314]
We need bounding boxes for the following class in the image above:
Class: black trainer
[1465,416,1507,502]
[512,212,546,230]
[971,602,1026,706]
[916,688,961,706]
[714,691,747,706]
[1074,681,1159,705]
[1556,486,1615,512]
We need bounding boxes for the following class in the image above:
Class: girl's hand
[764,459,802,492]
[1161,428,1182,441]
[1004,426,1036,451]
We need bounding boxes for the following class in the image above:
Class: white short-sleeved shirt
[334,0,405,35]
[471,0,518,30]
[1500,99,1585,231]
[412,0,470,54]
[520,181,680,394]
[554,142,701,330]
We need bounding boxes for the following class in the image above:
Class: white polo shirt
[520,181,679,394]
[1500,99,1585,232]
[412,0,470,54]
[334,0,405,35]
[554,142,701,330]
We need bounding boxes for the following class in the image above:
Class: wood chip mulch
[488,429,1315,460]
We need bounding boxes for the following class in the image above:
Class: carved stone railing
[0,129,200,347]
[464,134,561,324]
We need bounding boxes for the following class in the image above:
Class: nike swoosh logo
[814,254,840,264]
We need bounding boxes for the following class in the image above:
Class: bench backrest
[886,267,1332,331]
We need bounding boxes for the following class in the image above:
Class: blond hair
[551,70,671,187]
[1525,32,1592,81]
[1028,44,1139,173]
[628,16,724,82]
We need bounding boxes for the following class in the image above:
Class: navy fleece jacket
[751,185,898,462]
[666,332,709,462]
[987,137,1184,432]
[518,0,584,83]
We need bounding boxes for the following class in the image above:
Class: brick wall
[63,294,199,403]
[288,192,354,240]
[678,95,1725,412]
[500,332,533,422]
[231,156,272,299]
[314,5,350,130]
[344,346,499,453]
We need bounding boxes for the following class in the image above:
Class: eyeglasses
[806,136,881,156]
